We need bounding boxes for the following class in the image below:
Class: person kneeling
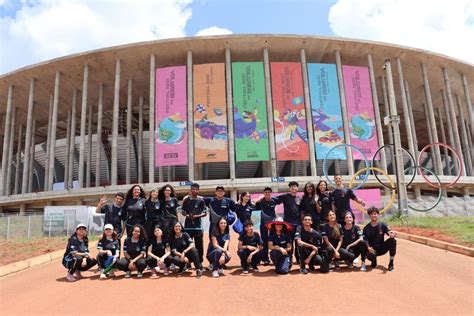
[97,224,120,279]
[145,226,172,277]
[363,207,397,271]
[62,223,97,282]
[168,222,203,278]
[267,217,293,275]
[207,217,232,278]
[342,211,367,270]
[295,214,329,274]
[237,220,264,274]
[117,224,147,278]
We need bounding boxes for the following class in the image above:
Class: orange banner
[193,63,228,163]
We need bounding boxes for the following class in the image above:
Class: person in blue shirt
[235,191,256,230]
[182,183,207,263]
[204,186,236,234]
[116,224,147,278]
[122,185,147,237]
[62,223,97,282]
[237,220,264,274]
[206,217,232,278]
[267,217,293,275]
[97,223,120,280]
[96,192,125,237]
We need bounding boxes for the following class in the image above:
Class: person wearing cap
[332,174,365,226]
[255,187,282,265]
[123,185,147,237]
[158,184,179,239]
[237,220,264,274]
[235,191,256,233]
[96,192,125,237]
[363,206,396,271]
[146,226,172,277]
[322,210,353,269]
[168,222,203,278]
[97,224,121,279]
[204,186,236,234]
[267,217,293,274]
[145,188,162,243]
[342,211,367,270]
[62,224,97,282]
[181,183,207,263]
[295,214,328,274]
[207,217,232,278]
[116,224,148,278]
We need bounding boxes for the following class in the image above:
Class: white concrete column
[381,76,394,145]
[5,106,16,195]
[404,80,419,158]
[149,54,155,184]
[461,74,473,138]
[138,96,144,183]
[47,71,60,191]
[396,59,416,158]
[456,95,473,176]
[14,124,23,194]
[187,51,195,181]
[95,84,103,187]
[442,89,458,175]
[111,58,121,186]
[225,48,236,180]
[28,120,36,193]
[423,102,435,168]
[86,103,93,187]
[0,85,13,196]
[436,107,450,175]
[64,109,71,188]
[68,89,78,189]
[22,78,35,193]
[263,47,277,178]
[126,79,133,185]
[335,50,353,175]
[300,48,317,176]
[44,96,53,189]
[79,65,89,188]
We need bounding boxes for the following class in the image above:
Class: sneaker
[207,264,213,271]
[154,266,161,273]
[218,268,224,275]
[170,263,177,271]
[163,268,169,276]
[252,266,260,272]
[353,258,359,264]
[212,270,219,278]
[125,271,131,278]
[66,273,77,282]
[100,273,107,280]
[347,261,354,269]
[196,269,202,279]
[150,271,157,278]
[371,257,377,268]
[137,272,143,278]
[388,261,394,271]
[360,263,367,271]
[300,268,308,274]
[308,265,316,272]
[263,261,270,266]
[74,271,83,279]
[248,266,254,271]
[334,261,340,269]
[243,269,249,274]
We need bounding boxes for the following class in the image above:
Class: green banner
[232,62,269,162]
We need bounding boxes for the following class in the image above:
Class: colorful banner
[307,63,346,160]
[350,188,382,223]
[343,65,379,160]
[155,66,187,166]
[232,62,269,162]
[270,62,309,161]
[193,63,228,163]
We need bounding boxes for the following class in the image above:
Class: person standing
[235,191,256,233]
[96,192,125,237]
[332,175,365,225]
[315,180,333,225]
[122,185,147,237]
[299,182,319,230]
[204,186,236,234]
[158,184,179,239]
[144,189,161,243]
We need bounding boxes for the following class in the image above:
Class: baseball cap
[104,223,114,230]
[76,223,87,230]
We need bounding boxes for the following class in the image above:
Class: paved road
[0,238,472,315]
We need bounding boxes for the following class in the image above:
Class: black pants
[269,249,292,274]
[62,256,96,274]
[145,256,172,268]
[206,249,231,271]
[260,224,270,262]
[335,248,356,262]
[297,246,323,268]
[162,219,177,241]
[169,248,202,270]
[347,242,367,261]
[237,249,263,270]
[116,257,147,272]
[185,229,204,263]
[367,238,397,262]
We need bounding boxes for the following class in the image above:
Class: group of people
[62,176,397,281]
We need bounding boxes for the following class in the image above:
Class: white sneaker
[66,272,77,282]
[207,264,213,271]
[360,263,367,271]
[353,258,359,264]
[100,273,107,280]
[212,270,219,278]
[137,272,143,278]
[218,268,224,275]
[125,271,131,278]
[154,266,161,273]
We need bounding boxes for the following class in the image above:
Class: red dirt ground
[0,237,66,265]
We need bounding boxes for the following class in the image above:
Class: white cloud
[329,0,474,64]
[195,26,232,36]
[0,0,193,74]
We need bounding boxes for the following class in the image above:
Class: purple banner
[155,66,188,166]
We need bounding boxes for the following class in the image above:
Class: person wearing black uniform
[204,186,236,234]
[62,223,97,282]
[146,226,172,277]
[332,174,365,225]
[237,220,264,274]
[182,183,207,263]
[295,214,328,274]
[207,217,232,278]
[235,191,256,233]
[158,184,179,239]
[255,187,282,265]
[342,211,367,270]
[168,222,203,278]
[316,180,333,225]
[322,210,354,269]
[96,192,125,237]
[299,182,319,230]
[97,224,121,280]
[117,224,147,278]
[144,189,161,243]
[276,181,302,229]
[363,207,397,271]
[122,185,146,237]
[267,217,293,274]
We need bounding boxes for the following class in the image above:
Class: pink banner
[350,189,382,223]
[155,66,188,166]
[342,66,379,160]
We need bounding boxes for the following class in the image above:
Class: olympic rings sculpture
[405,165,443,212]
[372,144,416,189]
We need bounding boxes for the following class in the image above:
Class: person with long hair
[267,217,293,274]
[145,226,172,277]
[123,185,146,237]
[62,224,97,282]
[315,180,333,225]
[322,210,353,269]
[237,220,264,274]
[97,224,121,280]
[158,184,179,239]
[206,217,232,278]
[342,211,367,270]
[235,191,256,232]
[168,222,203,278]
[182,183,207,264]
[145,188,161,242]
[117,224,147,278]
[299,182,319,229]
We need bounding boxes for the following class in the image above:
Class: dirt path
[0,238,472,315]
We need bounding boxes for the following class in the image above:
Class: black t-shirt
[277,193,302,225]
[322,223,343,248]
[295,226,323,248]
[123,197,146,225]
[97,237,121,256]
[363,222,391,247]
[207,231,230,254]
[299,195,319,222]
[169,232,193,253]
[255,197,281,224]
[332,188,357,220]
[63,235,89,261]
[268,232,292,249]
[182,196,206,230]
[238,232,263,247]
[145,199,161,221]
[160,198,179,222]
[100,204,123,231]
[235,203,256,224]
[342,225,363,248]
[123,237,146,259]
[149,239,169,257]
[317,191,333,222]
